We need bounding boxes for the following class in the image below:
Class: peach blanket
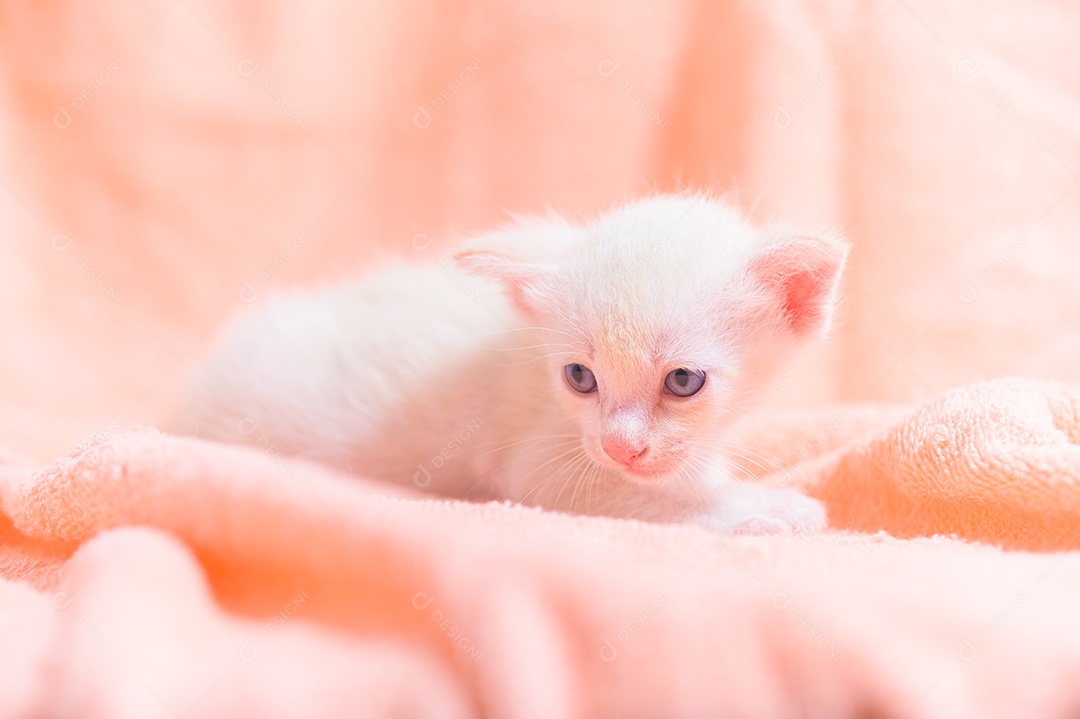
[3,377,1080,717]
[2,0,1079,716]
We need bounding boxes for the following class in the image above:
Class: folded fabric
[2,377,1080,717]
[746,377,1080,551]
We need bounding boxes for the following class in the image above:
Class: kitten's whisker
[467,439,579,501]
[519,448,586,507]
[709,444,815,491]
[582,463,603,514]
[472,432,578,448]
[584,462,603,513]
[480,343,576,352]
[475,352,573,364]
[698,449,781,481]
[500,440,587,470]
[714,455,769,484]
[690,439,790,477]
[532,351,577,359]
[704,438,790,467]
[674,455,712,508]
[515,466,559,507]
[670,468,701,515]
[483,326,577,338]
[473,434,578,459]
[516,443,586,485]
[479,351,577,368]
[561,453,594,513]
[679,458,708,501]
[553,451,591,512]
[567,453,598,513]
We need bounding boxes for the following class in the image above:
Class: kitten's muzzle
[601,438,649,468]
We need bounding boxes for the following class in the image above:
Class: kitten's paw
[697,486,827,536]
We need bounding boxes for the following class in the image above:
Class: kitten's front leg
[694,472,828,536]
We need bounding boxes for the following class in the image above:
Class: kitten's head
[456,196,848,482]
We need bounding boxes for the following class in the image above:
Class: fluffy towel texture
[2,377,1080,717]
[732,378,1080,551]
[2,0,1080,716]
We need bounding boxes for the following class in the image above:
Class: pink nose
[602,439,648,467]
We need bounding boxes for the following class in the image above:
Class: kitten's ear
[745,237,849,338]
[454,249,553,316]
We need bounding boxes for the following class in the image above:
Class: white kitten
[180,195,848,534]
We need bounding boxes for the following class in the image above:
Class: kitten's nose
[602,439,648,467]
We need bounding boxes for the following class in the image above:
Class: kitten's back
[178,261,520,481]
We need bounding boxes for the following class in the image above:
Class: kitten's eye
[664,368,706,397]
[564,364,598,394]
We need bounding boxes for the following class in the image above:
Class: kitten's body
[182,196,847,533]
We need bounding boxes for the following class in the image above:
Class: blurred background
[0,1,1076,461]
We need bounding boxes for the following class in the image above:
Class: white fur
[179,195,847,534]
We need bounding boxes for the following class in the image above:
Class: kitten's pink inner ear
[747,239,848,337]
[453,249,548,316]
